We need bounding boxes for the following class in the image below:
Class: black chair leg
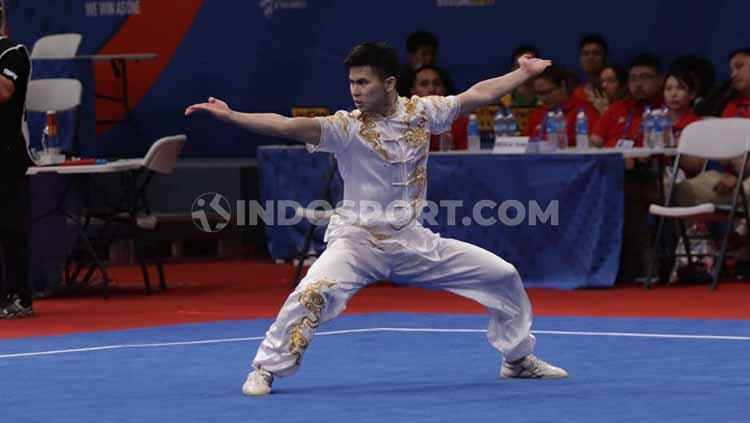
[135,241,152,294]
[153,246,167,291]
[712,221,734,291]
[645,216,666,289]
[677,220,694,266]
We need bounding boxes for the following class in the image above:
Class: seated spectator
[663,67,702,144]
[590,55,664,280]
[591,54,664,148]
[675,47,750,208]
[500,45,541,108]
[666,49,750,281]
[406,31,437,69]
[397,31,454,97]
[671,55,716,104]
[524,65,600,147]
[407,65,468,151]
[572,33,609,113]
[599,64,628,108]
[721,48,750,118]
[660,67,704,184]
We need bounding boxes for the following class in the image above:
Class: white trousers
[252,237,535,376]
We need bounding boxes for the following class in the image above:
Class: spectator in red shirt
[407,65,468,150]
[599,64,628,111]
[590,55,664,281]
[664,67,702,142]
[662,67,703,177]
[721,48,750,118]
[397,31,455,98]
[524,65,600,147]
[591,54,664,148]
[571,33,609,114]
[675,48,750,207]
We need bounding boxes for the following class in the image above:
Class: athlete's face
[349,66,395,114]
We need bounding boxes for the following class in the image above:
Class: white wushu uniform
[252,95,536,376]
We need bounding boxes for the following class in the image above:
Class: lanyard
[739,103,748,118]
[622,108,635,136]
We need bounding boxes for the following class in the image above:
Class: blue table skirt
[257,147,624,289]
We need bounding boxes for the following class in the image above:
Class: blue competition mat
[1,313,749,423]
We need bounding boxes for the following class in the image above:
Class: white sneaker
[242,368,273,396]
[500,355,568,379]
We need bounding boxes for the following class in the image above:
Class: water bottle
[575,108,589,150]
[438,133,453,151]
[494,108,506,141]
[41,110,60,154]
[467,114,481,151]
[506,110,517,136]
[651,109,664,148]
[641,106,653,148]
[555,109,568,149]
[544,110,557,151]
[661,106,674,147]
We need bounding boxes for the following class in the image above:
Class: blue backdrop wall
[6,0,750,158]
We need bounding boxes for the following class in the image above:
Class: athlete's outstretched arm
[457,55,551,115]
[185,97,321,145]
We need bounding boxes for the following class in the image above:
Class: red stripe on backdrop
[94,0,204,133]
[1,261,749,339]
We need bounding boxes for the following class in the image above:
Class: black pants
[619,167,660,281]
[0,176,31,306]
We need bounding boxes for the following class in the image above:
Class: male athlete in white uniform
[186,43,568,396]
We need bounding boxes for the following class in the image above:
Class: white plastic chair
[646,118,750,289]
[142,135,187,174]
[84,135,186,294]
[25,78,82,112]
[30,33,82,59]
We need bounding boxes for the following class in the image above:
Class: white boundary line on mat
[1,327,749,359]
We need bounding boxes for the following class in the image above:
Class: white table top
[27,159,142,175]
[261,144,678,158]
[431,147,678,158]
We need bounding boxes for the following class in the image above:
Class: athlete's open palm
[518,55,551,76]
[185,97,232,120]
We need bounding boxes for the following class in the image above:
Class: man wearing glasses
[590,55,664,282]
[590,55,663,148]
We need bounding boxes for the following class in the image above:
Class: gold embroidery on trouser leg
[288,280,336,365]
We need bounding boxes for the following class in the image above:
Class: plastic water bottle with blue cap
[467,114,481,151]
[544,110,557,152]
[493,108,506,141]
[651,108,664,148]
[641,106,654,148]
[575,108,589,149]
[660,106,674,147]
[555,108,567,149]
[506,109,517,136]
